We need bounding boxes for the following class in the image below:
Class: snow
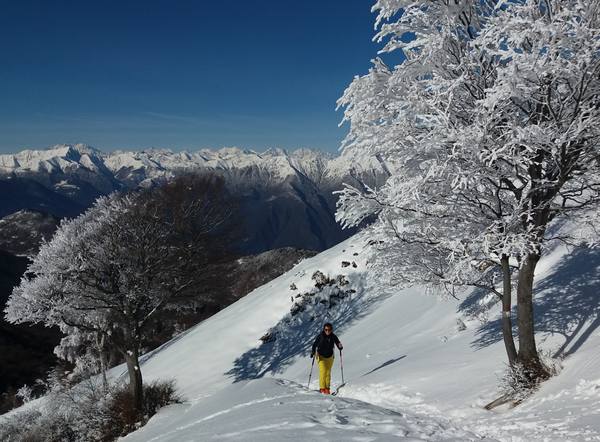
[125,378,490,442]
[110,236,600,441]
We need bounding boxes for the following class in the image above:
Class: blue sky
[0,0,382,154]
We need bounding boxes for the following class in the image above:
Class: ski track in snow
[124,379,493,442]
[154,394,294,440]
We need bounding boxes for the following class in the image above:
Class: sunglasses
[324,328,332,332]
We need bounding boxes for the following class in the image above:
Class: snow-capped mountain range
[0,144,387,253]
[0,143,382,188]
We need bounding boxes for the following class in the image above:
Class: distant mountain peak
[262,147,289,157]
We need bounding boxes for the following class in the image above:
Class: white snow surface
[112,236,600,441]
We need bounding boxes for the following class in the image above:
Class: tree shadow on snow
[225,286,394,382]
[361,355,406,377]
[467,247,600,358]
[458,286,499,319]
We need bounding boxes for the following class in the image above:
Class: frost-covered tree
[337,0,600,380]
[5,174,235,411]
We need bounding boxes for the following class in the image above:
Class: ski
[331,383,346,396]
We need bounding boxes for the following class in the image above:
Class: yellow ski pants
[318,355,334,390]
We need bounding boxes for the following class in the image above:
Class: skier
[311,322,343,394]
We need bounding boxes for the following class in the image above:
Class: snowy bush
[0,379,181,442]
[142,380,181,416]
[499,363,538,404]
[0,408,44,442]
[15,385,33,404]
[499,353,561,404]
[335,274,349,286]
[311,270,332,288]
[102,379,181,440]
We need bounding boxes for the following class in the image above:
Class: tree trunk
[516,253,548,380]
[125,347,144,413]
[501,254,518,367]
[96,333,109,392]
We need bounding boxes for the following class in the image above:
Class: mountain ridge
[0,144,382,188]
[0,144,387,253]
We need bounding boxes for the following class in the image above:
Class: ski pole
[307,354,315,389]
[340,349,345,384]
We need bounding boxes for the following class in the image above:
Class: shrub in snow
[142,380,180,416]
[311,270,332,288]
[15,385,33,404]
[290,298,308,316]
[499,353,560,404]
[0,409,45,442]
[0,379,105,442]
[499,363,539,404]
[335,274,349,287]
[103,379,181,440]
[0,379,181,442]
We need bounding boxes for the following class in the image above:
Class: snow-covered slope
[110,235,600,441]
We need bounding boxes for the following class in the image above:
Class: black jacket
[311,331,342,358]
